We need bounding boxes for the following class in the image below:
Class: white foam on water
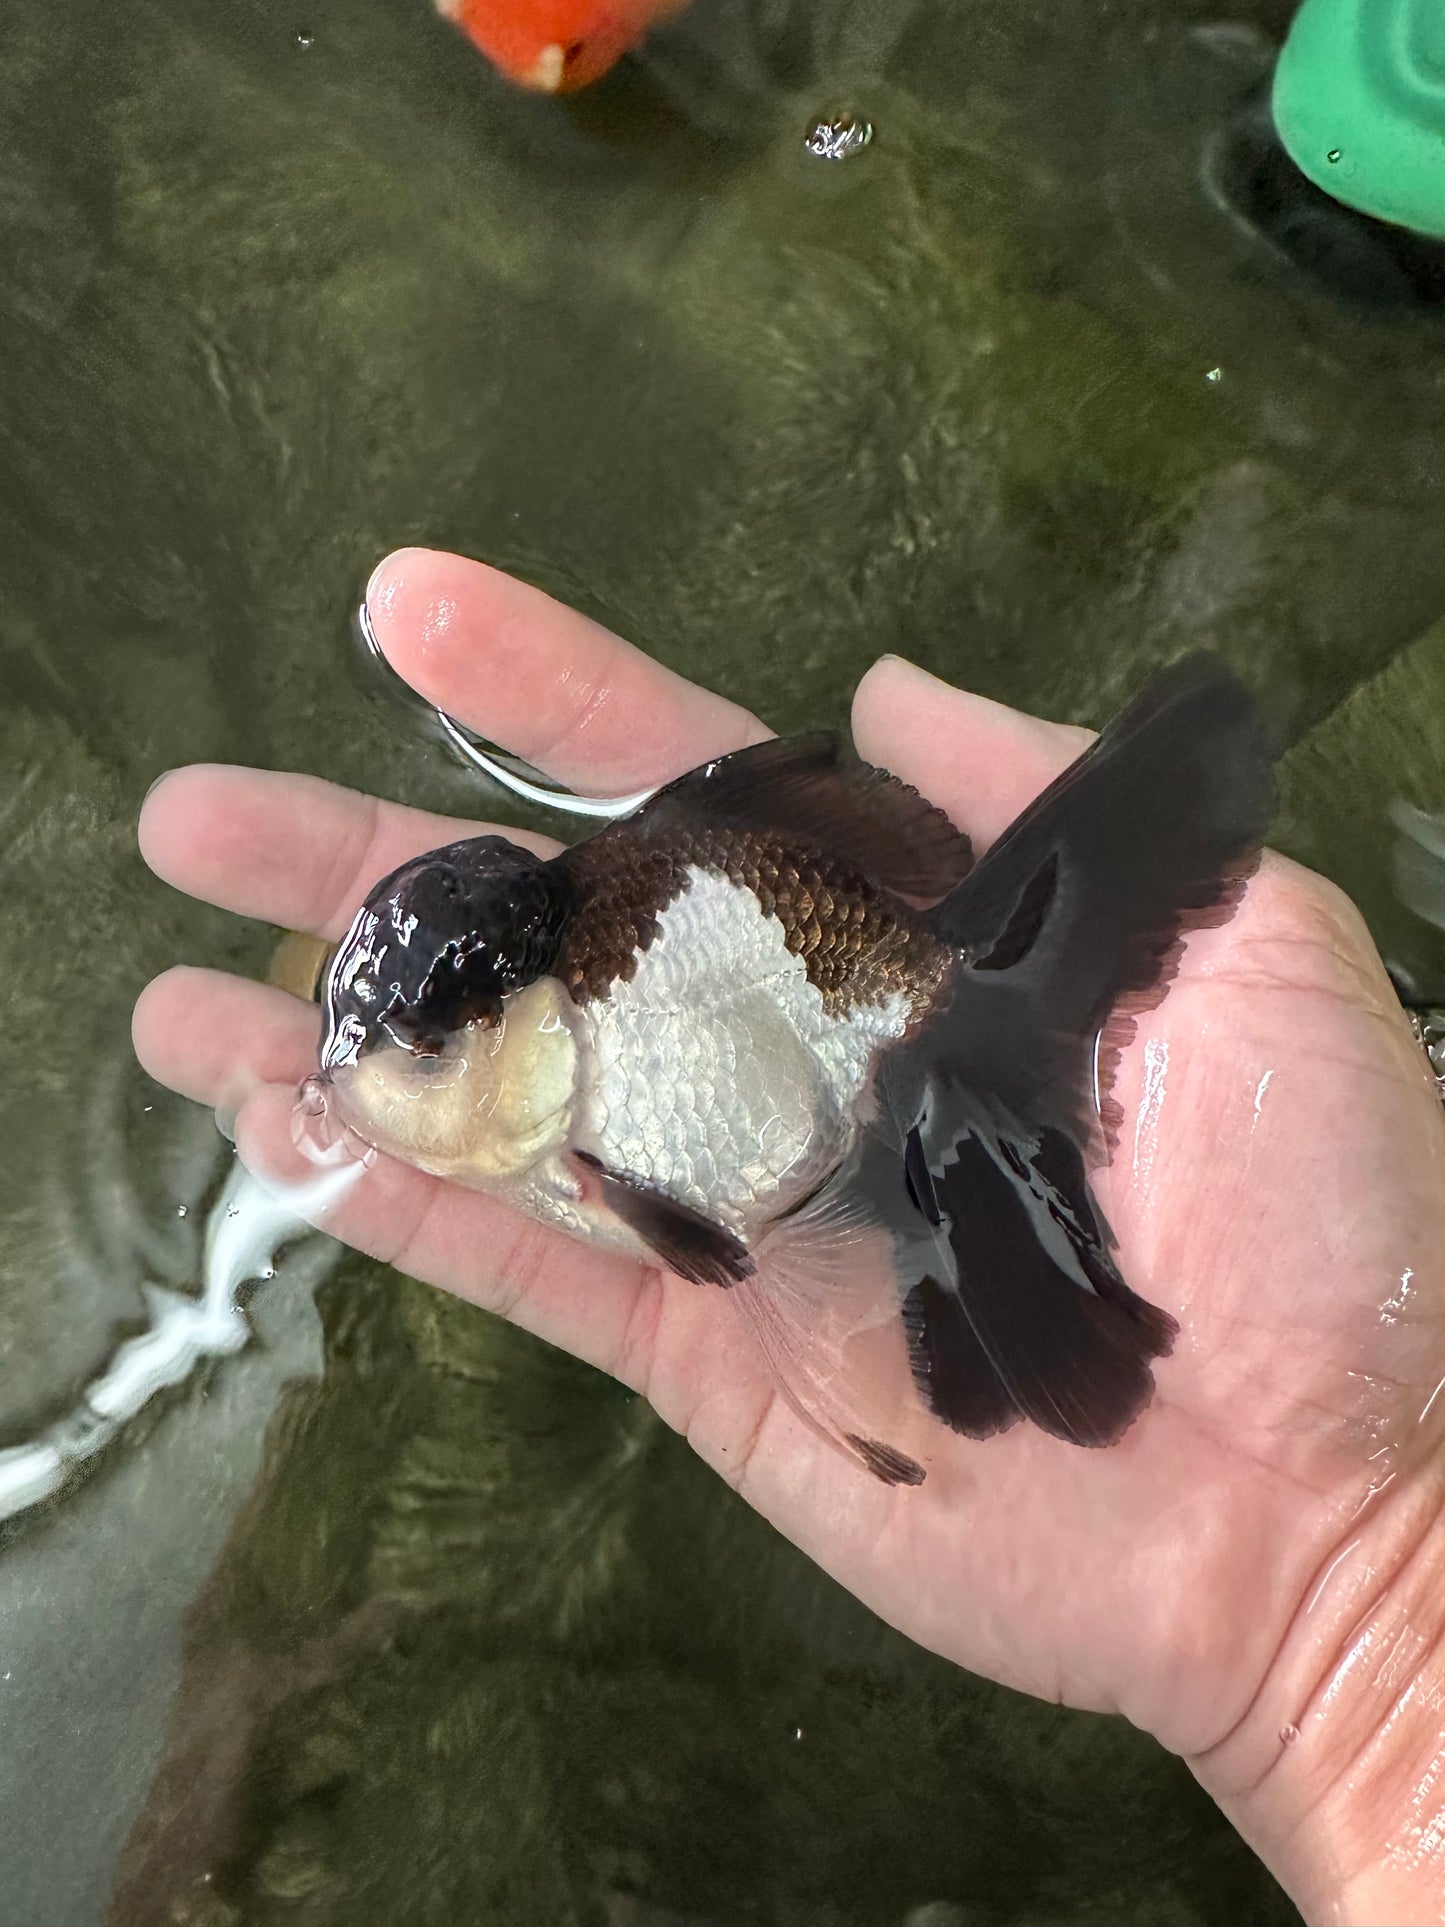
[0,1156,361,1523]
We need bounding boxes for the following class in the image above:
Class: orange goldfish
[436,0,688,92]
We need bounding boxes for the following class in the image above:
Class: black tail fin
[889,655,1277,1447]
[900,1125,1181,1447]
[930,652,1278,1150]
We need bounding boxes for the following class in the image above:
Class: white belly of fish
[570,868,911,1239]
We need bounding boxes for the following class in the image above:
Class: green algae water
[2,1,1444,1921]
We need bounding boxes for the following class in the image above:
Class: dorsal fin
[621,735,973,902]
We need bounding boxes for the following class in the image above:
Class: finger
[231,1079,716,1393]
[365,548,772,790]
[133,967,318,1109]
[140,766,556,941]
[132,968,743,1407]
[851,656,1094,850]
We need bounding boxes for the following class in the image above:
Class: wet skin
[135,547,1445,1924]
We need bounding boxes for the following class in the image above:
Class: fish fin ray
[929,653,1276,1159]
[909,1126,1176,1447]
[901,1274,1022,1441]
[574,1154,754,1286]
[733,1181,928,1486]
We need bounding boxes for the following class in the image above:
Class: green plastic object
[1272,0,1445,239]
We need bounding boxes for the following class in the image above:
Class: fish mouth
[299,978,580,1190]
[523,43,568,91]
[292,1072,378,1170]
[428,2,571,92]
[292,1038,500,1174]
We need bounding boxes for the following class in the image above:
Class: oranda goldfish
[435,0,687,92]
[301,657,1275,1486]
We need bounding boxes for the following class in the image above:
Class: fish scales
[556,824,952,1017]
[570,868,920,1236]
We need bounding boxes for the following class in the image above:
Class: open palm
[134,549,1445,1819]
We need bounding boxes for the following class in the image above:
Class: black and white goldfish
[301,656,1276,1485]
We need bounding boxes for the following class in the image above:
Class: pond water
[3,0,1444,1921]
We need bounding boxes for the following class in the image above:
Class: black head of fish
[319,837,576,1070]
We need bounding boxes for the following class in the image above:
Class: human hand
[134,548,1445,1924]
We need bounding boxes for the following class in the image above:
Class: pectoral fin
[574,1153,755,1286]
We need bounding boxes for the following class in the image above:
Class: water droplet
[791,1724,804,1742]
[803,111,873,162]
[1279,1722,1300,1746]
[1205,366,1223,384]
[176,1204,188,1218]
[1327,149,1342,164]
[293,1077,377,1170]
[142,1104,154,1114]
[296,29,314,49]
[297,1076,328,1117]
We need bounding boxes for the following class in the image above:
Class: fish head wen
[314,837,580,1186]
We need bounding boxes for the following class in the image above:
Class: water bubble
[1406,1008,1445,1099]
[1279,1722,1300,1746]
[1327,148,1342,165]
[292,1076,376,1170]
[803,111,873,162]
[790,1724,803,1742]
[296,1076,327,1116]
[176,1204,188,1218]
[1205,366,1223,384]
[296,29,314,49]
[292,1076,343,1164]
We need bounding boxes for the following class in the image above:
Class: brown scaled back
[554,825,952,1019]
